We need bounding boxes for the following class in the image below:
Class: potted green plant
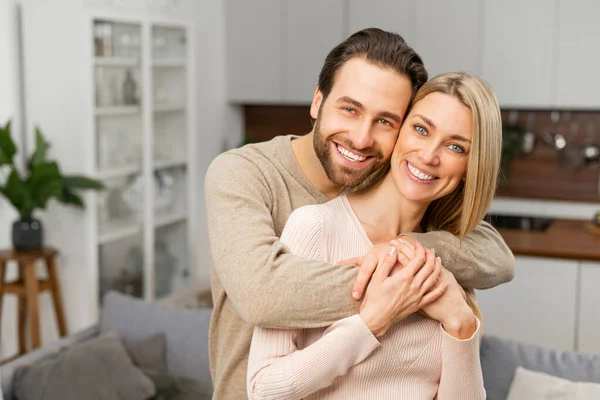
[0,120,104,251]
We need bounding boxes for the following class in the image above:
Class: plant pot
[12,217,44,251]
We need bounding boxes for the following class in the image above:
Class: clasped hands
[339,237,477,339]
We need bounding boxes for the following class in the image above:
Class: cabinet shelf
[95,57,139,67]
[153,59,186,67]
[155,211,187,228]
[97,165,141,180]
[95,106,141,116]
[98,222,141,245]
[153,104,185,113]
[154,158,187,170]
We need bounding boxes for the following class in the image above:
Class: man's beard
[313,115,384,189]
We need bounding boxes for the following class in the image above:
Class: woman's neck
[347,174,429,245]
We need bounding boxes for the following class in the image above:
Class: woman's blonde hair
[415,72,503,322]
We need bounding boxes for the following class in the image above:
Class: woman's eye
[414,125,427,135]
[344,107,356,114]
[448,144,465,154]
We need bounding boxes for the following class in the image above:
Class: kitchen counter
[497,219,600,262]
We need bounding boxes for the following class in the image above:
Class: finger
[396,249,411,268]
[419,281,448,308]
[419,256,442,295]
[411,248,436,288]
[352,252,379,299]
[397,238,415,259]
[405,243,426,275]
[339,256,363,266]
[374,246,399,280]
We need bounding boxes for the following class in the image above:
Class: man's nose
[348,121,374,150]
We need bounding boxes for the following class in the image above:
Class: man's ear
[310,87,324,119]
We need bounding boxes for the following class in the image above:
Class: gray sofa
[3,291,600,399]
[480,335,600,399]
[0,291,212,400]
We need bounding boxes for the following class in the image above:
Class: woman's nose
[418,144,440,165]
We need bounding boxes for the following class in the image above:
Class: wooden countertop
[497,219,600,262]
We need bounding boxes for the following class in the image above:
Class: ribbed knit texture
[247,197,486,400]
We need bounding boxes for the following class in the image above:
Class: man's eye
[378,119,391,126]
[344,107,356,114]
[449,144,465,154]
[414,125,427,135]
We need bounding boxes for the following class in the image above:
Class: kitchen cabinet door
[226,0,282,103]
[415,0,481,78]
[475,256,578,351]
[555,0,600,108]
[577,262,600,354]
[480,0,557,108]
[285,0,345,104]
[348,0,416,46]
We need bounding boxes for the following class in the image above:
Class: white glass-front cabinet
[22,2,196,331]
[93,18,194,303]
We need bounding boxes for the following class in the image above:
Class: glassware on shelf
[154,170,175,214]
[123,69,138,105]
[155,240,177,297]
[153,29,167,59]
[122,175,145,221]
[93,20,113,57]
[95,68,114,107]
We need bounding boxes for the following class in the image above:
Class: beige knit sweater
[205,135,514,399]
[247,197,485,400]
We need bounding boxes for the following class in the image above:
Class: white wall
[0,0,25,359]
[192,0,243,290]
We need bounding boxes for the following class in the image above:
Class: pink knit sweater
[247,196,485,400]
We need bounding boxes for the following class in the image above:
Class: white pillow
[507,366,600,400]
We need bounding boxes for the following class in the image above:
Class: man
[205,28,514,399]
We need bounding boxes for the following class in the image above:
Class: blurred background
[0,0,599,369]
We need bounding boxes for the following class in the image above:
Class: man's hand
[358,244,448,337]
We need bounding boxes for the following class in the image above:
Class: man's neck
[291,131,343,199]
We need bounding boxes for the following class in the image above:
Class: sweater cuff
[324,314,381,353]
[440,316,481,343]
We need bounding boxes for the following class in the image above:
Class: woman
[246,72,502,400]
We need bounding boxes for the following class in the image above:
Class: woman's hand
[358,244,447,337]
[340,239,417,300]
[420,263,478,340]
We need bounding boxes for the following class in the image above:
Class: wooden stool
[0,248,68,354]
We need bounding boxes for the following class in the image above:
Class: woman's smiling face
[391,91,474,204]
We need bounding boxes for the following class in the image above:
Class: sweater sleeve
[403,220,515,290]
[247,316,381,400]
[205,152,359,329]
[436,317,486,400]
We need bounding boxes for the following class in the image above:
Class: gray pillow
[480,334,600,400]
[13,332,155,400]
[124,332,168,373]
[100,291,212,381]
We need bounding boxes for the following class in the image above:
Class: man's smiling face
[311,57,413,188]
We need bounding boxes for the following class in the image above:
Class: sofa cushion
[12,332,155,400]
[99,291,212,381]
[481,335,600,400]
[1,324,99,400]
[124,332,167,373]
[507,366,600,400]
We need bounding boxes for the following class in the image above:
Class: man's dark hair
[317,28,428,100]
